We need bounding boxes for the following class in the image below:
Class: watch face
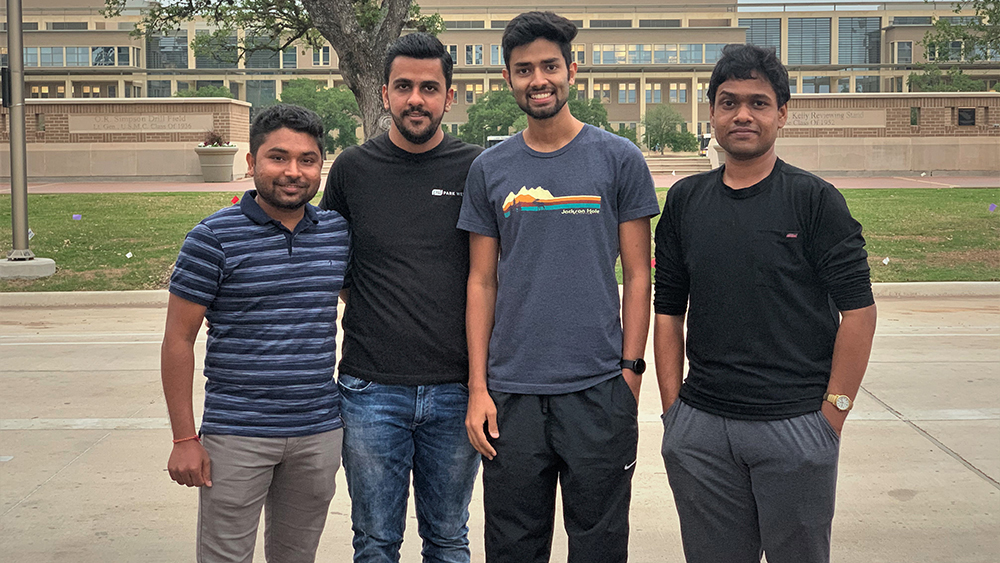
[836,395,851,411]
[633,358,646,375]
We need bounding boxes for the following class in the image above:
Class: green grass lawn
[1,188,998,292]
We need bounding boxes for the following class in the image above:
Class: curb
[1,283,996,308]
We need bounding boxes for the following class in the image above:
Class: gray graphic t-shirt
[458,125,660,394]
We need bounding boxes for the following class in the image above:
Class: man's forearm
[827,304,877,398]
[654,314,685,413]
[466,280,496,392]
[161,337,198,439]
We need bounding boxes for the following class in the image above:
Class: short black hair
[383,32,454,90]
[249,103,325,156]
[708,44,790,108]
[502,11,577,71]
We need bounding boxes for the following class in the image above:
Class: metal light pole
[6,0,31,260]
[2,0,55,278]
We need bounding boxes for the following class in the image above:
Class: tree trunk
[302,0,412,141]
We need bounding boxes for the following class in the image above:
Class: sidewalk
[2,174,998,194]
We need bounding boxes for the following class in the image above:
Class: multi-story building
[3,0,997,139]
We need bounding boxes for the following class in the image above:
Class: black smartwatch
[620,358,646,375]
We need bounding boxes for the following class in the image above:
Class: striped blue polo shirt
[169,190,349,437]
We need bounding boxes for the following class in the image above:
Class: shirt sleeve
[808,185,874,312]
[456,156,499,238]
[169,223,225,307]
[616,142,662,223]
[653,186,690,316]
[319,154,349,220]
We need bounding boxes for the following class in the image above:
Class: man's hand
[466,389,499,460]
[820,400,847,437]
[167,440,213,487]
[623,369,641,403]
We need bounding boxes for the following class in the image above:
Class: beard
[254,179,313,211]
[392,107,443,146]
[516,90,568,121]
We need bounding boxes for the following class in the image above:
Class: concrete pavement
[1,291,998,562]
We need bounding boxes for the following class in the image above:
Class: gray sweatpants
[198,428,343,563]
[661,400,840,563]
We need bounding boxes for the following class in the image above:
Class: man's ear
[777,103,788,129]
[382,84,390,111]
[246,151,256,176]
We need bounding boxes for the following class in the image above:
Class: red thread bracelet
[172,435,201,444]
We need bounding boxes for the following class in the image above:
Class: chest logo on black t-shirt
[431,188,462,197]
[502,186,601,218]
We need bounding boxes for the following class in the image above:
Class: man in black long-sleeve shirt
[653,44,877,563]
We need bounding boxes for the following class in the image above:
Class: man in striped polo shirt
[161,104,349,563]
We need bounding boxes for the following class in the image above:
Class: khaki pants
[197,429,343,563]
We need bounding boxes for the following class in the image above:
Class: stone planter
[195,145,239,182]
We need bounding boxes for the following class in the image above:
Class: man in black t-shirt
[319,33,483,563]
[653,44,877,563]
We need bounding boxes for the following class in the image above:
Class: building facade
[2,0,998,140]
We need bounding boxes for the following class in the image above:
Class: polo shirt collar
[239,189,319,228]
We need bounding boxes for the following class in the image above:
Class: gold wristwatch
[824,393,853,412]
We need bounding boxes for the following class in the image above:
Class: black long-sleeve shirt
[654,159,874,420]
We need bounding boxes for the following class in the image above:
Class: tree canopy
[458,86,612,146]
[103,0,442,140]
[642,105,698,152]
[909,1,998,92]
[278,79,361,152]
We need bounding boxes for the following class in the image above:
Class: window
[23,47,38,67]
[697,82,708,103]
[740,18,781,59]
[148,80,172,97]
[466,44,483,66]
[788,18,831,64]
[92,47,115,66]
[66,47,89,66]
[572,44,585,65]
[910,107,920,126]
[39,47,63,67]
[146,31,188,69]
[802,76,830,93]
[645,83,661,103]
[654,44,678,64]
[639,20,680,28]
[491,20,509,29]
[789,78,797,94]
[1,22,39,31]
[705,44,725,64]
[838,77,851,93]
[446,45,458,65]
[628,44,652,64]
[593,44,626,65]
[575,82,587,99]
[465,83,483,104]
[679,44,703,64]
[196,80,224,91]
[618,83,636,104]
[245,35,281,69]
[313,46,330,66]
[593,82,611,102]
[47,22,88,30]
[855,76,880,93]
[490,45,504,66]
[590,20,632,28]
[893,16,932,25]
[444,20,484,29]
[942,16,980,25]
[957,108,976,126]
[839,17,881,65]
[247,80,277,107]
[669,83,687,103]
[117,46,130,66]
[896,41,912,64]
[282,49,297,69]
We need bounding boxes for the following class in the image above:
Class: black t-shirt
[654,159,874,420]
[320,134,483,385]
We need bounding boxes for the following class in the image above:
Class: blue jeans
[339,373,481,563]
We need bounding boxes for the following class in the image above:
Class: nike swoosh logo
[624,460,637,470]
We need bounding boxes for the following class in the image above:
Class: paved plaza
[1,288,998,562]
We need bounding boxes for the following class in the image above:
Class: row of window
[20,46,138,67]
[441,19,696,30]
